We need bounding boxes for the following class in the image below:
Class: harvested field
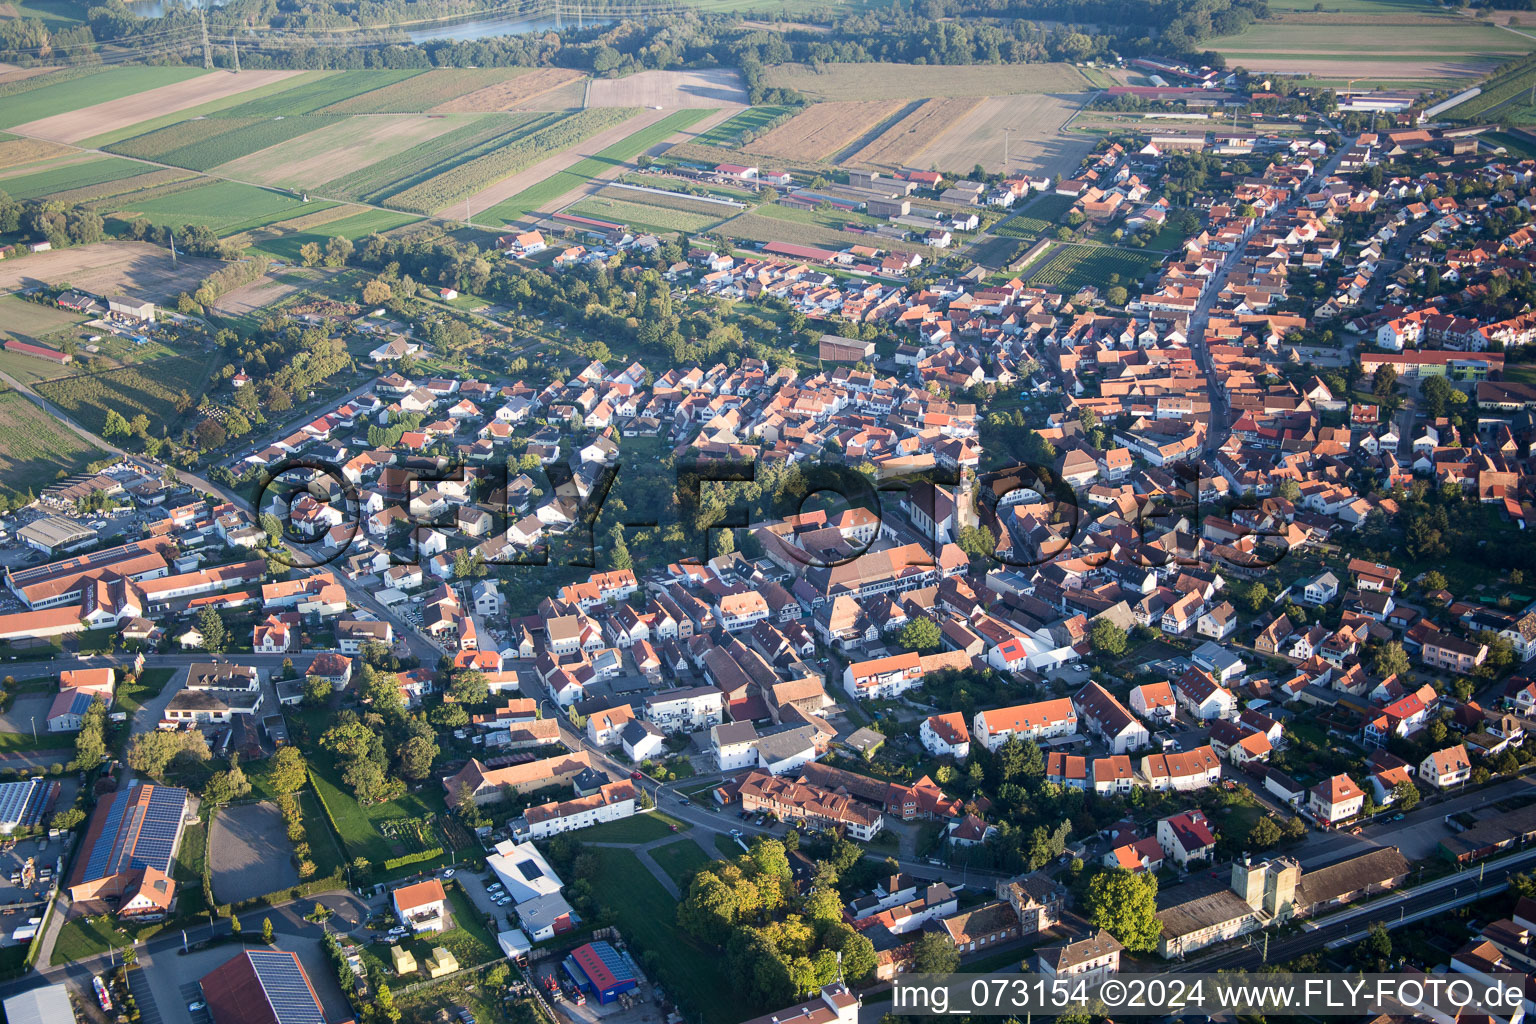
[847,97,984,168]
[321,67,518,113]
[107,115,333,172]
[764,61,1090,101]
[924,94,1094,177]
[209,802,300,905]
[107,180,335,236]
[0,241,224,303]
[431,67,586,111]
[9,70,303,144]
[321,113,549,203]
[50,167,198,206]
[214,114,469,190]
[0,66,204,130]
[0,136,71,169]
[744,100,903,162]
[213,266,346,316]
[0,388,103,501]
[586,68,748,108]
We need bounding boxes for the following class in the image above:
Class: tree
[1244,582,1271,612]
[69,700,108,772]
[196,605,227,654]
[266,746,307,795]
[431,703,469,729]
[303,675,333,707]
[362,278,393,305]
[911,932,960,974]
[1274,479,1302,502]
[448,670,489,705]
[957,524,996,560]
[1089,619,1128,657]
[1422,570,1448,593]
[261,917,274,944]
[1106,285,1128,307]
[51,807,84,831]
[102,408,131,441]
[898,617,942,652]
[1371,641,1411,678]
[1084,870,1161,952]
[230,914,241,935]
[1393,779,1420,810]
[1421,375,1454,418]
[1373,364,1399,401]
[398,734,438,781]
[299,242,322,267]
[127,729,211,777]
[259,512,283,545]
[1248,815,1282,849]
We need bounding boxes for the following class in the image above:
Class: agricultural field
[320,67,517,113]
[764,61,1091,101]
[1448,54,1536,121]
[321,113,550,203]
[0,295,84,346]
[0,155,149,201]
[924,94,1095,177]
[9,69,304,144]
[0,66,206,130]
[431,67,587,112]
[49,167,199,206]
[220,69,426,117]
[105,180,336,235]
[567,195,724,234]
[0,136,71,169]
[481,108,706,225]
[586,67,748,108]
[390,107,635,214]
[1207,16,1531,78]
[34,352,209,436]
[715,210,871,249]
[213,114,472,191]
[694,105,793,148]
[249,208,423,262]
[847,97,984,168]
[744,100,903,162]
[107,116,333,173]
[1026,243,1166,292]
[992,192,1076,238]
[0,241,224,304]
[78,72,332,149]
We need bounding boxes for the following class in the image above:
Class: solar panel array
[79,785,188,883]
[247,950,326,1024]
[128,787,186,873]
[0,781,41,829]
[81,788,131,882]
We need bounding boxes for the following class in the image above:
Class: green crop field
[392,106,636,215]
[0,156,149,200]
[694,105,793,147]
[0,388,104,499]
[79,72,332,149]
[107,115,332,171]
[1027,243,1165,292]
[252,209,423,261]
[568,195,725,233]
[0,67,207,128]
[319,67,521,113]
[220,70,425,117]
[483,107,709,224]
[34,352,208,436]
[321,113,550,203]
[106,180,336,235]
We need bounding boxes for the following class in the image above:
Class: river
[124,0,607,41]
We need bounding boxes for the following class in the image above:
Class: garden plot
[585,67,748,108]
[744,100,904,162]
[9,69,303,143]
[212,114,471,190]
[209,801,300,904]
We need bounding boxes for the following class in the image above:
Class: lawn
[250,209,424,262]
[173,816,209,920]
[649,839,711,888]
[713,833,745,858]
[571,810,690,843]
[116,668,176,718]
[0,67,207,129]
[483,108,712,225]
[0,388,103,501]
[589,848,750,1024]
[105,180,337,236]
[0,296,85,345]
[50,914,149,965]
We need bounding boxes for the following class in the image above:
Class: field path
[534,105,745,221]
[460,107,678,220]
[10,70,305,143]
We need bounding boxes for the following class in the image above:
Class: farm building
[564,940,640,1003]
[200,949,327,1024]
[1,339,70,365]
[107,296,155,323]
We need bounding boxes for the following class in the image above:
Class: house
[1309,773,1365,826]
[972,698,1077,751]
[393,879,447,933]
[1421,744,1472,789]
[585,704,635,747]
[1157,810,1218,867]
[1129,681,1176,725]
[1196,602,1237,640]
[1174,671,1237,720]
[622,720,666,762]
[1300,571,1340,605]
[1034,930,1123,987]
[520,781,637,840]
[920,712,971,760]
[1105,836,1164,872]
[712,720,758,771]
[756,726,819,775]
[1073,681,1150,754]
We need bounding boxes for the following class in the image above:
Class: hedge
[383,847,444,871]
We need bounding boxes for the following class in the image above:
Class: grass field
[1207,15,1531,77]
[590,848,750,1024]
[106,180,336,235]
[0,67,206,129]
[1027,243,1165,292]
[0,388,102,500]
[569,811,690,843]
[220,70,425,117]
[567,195,724,234]
[483,107,710,225]
[116,667,176,718]
[650,839,711,888]
[0,295,83,345]
[321,68,519,113]
[250,208,423,261]
[107,115,333,172]
[33,352,208,436]
[763,61,1089,100]
[693,105,793,147]
[0,156,149,201]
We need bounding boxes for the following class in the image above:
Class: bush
[382,847,444,872]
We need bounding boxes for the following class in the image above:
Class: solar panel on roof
[246,950,326,1024]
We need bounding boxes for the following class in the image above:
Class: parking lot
[0,832,67,949]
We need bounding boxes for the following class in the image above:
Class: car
[1350,826,1364,835]
[729,828,742,837]
[631,770,643,780]
[189,1001,206,1012]
[443,868,455,877]
[668,824,678,832]
[679,797,689,805]
[1392,813,1405,821]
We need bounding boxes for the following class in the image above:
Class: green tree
[1373,364,1399,401]
[911,932,960,974]
[1371,641,1411,678]
[957,524,996,560]
[448,670,489,705]
[1089,619,1128,657]
[69,700,108,772]
[195,605,227,654]
[261,917,274,944]
[1245,582,1271,612]
[1084,870,1161,952]
[303,676,333,707]
[230,915,241,935]
[265,746,307,795]
[1422,570,1448,592]
[1393,779,1420,810]
[51,807,84,831]
[898,617,943,652]
[1248,815,1282,849]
